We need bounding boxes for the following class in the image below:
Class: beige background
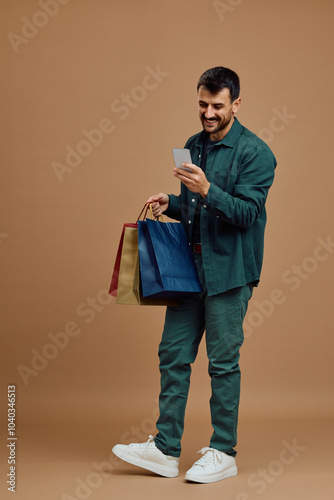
[1,0,333,499]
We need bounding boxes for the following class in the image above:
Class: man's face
[198,86,241,140]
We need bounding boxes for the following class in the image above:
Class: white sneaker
[185,447,238,483]
[112,435,179,478]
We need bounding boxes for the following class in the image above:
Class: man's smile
[203,117,219,124]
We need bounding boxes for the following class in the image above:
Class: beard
[200,111,234,136]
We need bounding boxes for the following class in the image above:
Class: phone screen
[172,148,192,172]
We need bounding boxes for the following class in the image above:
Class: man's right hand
[146,193,169,218]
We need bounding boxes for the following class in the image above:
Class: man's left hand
[174,163,210,198]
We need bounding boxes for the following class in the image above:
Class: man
[113,66,277,483]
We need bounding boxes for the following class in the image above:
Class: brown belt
[193,243,202,254]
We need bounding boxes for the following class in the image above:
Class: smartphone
[172,148,193,173]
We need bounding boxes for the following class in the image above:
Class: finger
[174,167,192,178]
[147,194,161,203]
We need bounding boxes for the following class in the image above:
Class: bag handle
[136,202,164,222]
[136,203,149,222]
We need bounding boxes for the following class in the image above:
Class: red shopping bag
[108,222,137,297]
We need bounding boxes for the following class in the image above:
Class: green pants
[154,255,253,458]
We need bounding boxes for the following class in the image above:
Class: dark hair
[197,66,240,102]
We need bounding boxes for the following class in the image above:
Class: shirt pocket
[213,167,239,194]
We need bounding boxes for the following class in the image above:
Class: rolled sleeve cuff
[164,194,181,220]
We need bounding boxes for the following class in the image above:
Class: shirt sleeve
[200,144,277,229]
[164,193,182,221]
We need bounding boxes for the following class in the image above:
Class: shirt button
[203,205,207,208]
[191,198,195,203]
[216,215,219,218]
[188,220,192,224]
[199,154,201,158]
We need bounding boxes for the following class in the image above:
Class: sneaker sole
[185,464,238,483]
[112,446,179,478]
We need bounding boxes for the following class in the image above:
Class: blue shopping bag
[138,217,202,298]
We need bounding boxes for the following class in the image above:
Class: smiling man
[113,66,277,484]
[199,86,240,139]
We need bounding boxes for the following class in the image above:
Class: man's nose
[205,106,215,119]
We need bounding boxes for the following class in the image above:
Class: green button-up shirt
[165,117,277,296]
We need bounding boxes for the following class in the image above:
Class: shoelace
[131,435,155,450]
[194,447,223,467]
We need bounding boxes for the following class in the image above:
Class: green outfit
[166,117,277,295]
[154,117,277,458]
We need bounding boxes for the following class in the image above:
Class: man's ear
[232,97,241,114]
